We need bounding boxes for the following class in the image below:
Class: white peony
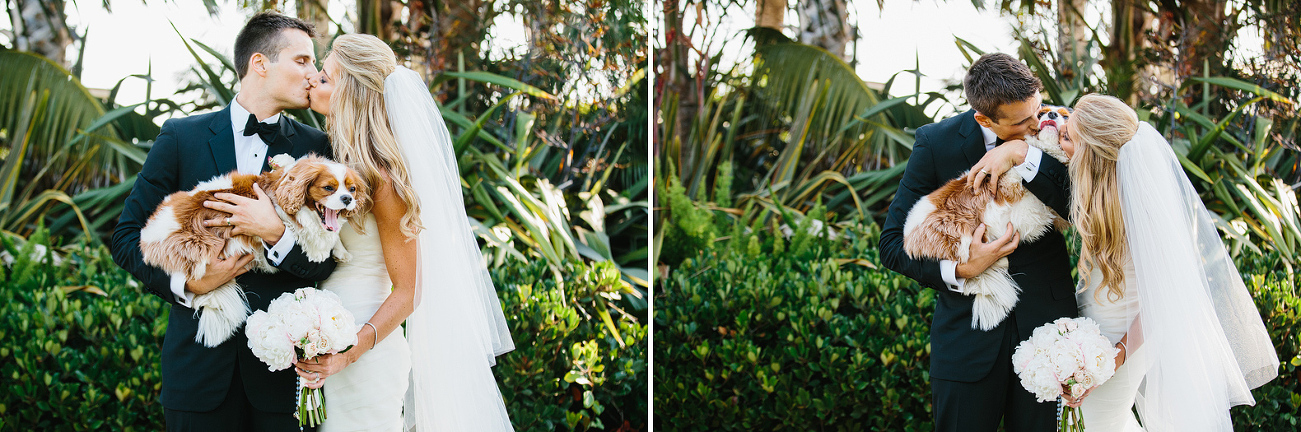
[245,288,359,370]
[1012,317,1120,405]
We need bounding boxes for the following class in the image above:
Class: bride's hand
[1061,385,1096,408]
[295,352,357,389]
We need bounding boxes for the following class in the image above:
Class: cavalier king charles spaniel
[903,106,1071,330]
[140,153,368,347]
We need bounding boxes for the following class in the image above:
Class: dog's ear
[275,162,316,215]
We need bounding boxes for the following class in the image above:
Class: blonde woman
[1042,94,1276,431]
[291,34,514,431]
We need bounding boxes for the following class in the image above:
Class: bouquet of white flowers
[245,287,358,427]
[1012,317,1120,432]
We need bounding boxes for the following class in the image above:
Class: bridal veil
[1116,122,1277,431]
[384,66,515,431]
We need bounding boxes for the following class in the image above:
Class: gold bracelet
[364,322,379,350]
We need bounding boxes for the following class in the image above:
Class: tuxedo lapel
[261,116,296,172]
[207,106,237,175]
[957,110,987,167]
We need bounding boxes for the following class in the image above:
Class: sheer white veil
[1116,122,1278,431]
[384,66,515,431]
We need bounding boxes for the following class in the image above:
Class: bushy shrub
[495,259,649,431]
[655,211,1301,430]
[1232,252,1301,429]
[0,228,168,431]
[0,229,647,431]
[655,218,936,431]
[657,174,718,268]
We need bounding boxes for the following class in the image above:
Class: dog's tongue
[324,208,340,232]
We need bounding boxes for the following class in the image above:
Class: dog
[139,153,368,347]
[902,106,1071,330]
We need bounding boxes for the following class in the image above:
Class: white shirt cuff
[1015,146,1043,182]
[940,260,966,293]
[170,273,195,308]
[264,228,297,266]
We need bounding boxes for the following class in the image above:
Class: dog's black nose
[1046,111,1058,119]
[341,195,352,205]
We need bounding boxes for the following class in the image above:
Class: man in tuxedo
[111,12,336,432]
[878,53,1077,431]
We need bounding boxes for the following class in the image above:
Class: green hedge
[0,228,647,431]
[654,216,1301,430]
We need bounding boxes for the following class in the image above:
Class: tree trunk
[657,0,695,157]
[9,0,73,68]
[755,0,786,30]
[796,0,851,61]
[356,0,401,41]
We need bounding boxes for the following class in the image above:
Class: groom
[111,12,336,431]
[878,53,1077,431]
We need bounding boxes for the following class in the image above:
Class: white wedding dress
[1077,263,1147,432]
[320,215,412,432]
[315,66,515,432]
[1069,122,1277,432]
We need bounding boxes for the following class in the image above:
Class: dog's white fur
[903,110,1072,330]
[140,153,362,347]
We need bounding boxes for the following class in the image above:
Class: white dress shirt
[170,95,300,307]
[940,126,1044,293]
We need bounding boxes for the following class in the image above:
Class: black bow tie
[243,114,280,143]
[995,137,1008,146]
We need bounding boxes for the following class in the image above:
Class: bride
[289,34,515,431]
[1054,94,1277,430]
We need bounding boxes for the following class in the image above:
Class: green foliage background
[0,228,646,431]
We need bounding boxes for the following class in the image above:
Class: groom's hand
[955,222,1020,279]
[967,140,1030,191]
[186,252,254,295]
[203,184,286,245]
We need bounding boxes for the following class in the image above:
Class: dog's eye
[324,185,335,192]
[349,186,356,193]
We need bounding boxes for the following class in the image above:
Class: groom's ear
[973,111,995,129]
[248,52,269,78]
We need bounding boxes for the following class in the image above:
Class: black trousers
[931,321,1058,432]
[165,361,311,432]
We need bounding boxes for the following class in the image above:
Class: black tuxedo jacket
[879,110,1078,383]
[111,105,338,413]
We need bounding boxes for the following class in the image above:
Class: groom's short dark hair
[964,53,1043,122]
[234,12,316,79]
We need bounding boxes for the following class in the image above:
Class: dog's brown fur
[141,170,287,278]
[141,154,367,278]
[903,176,1019,261]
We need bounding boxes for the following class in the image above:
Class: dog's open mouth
[1039,119,1059,131]
[315,203,341,232]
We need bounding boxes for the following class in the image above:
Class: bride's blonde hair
[1069,94,1138,302]
[326,34,422,239]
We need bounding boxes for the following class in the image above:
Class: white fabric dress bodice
[1076,259,1147,432]
[319,215,411,432]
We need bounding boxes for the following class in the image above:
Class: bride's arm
[1114,314,1143,371]
[297,174,416,387]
